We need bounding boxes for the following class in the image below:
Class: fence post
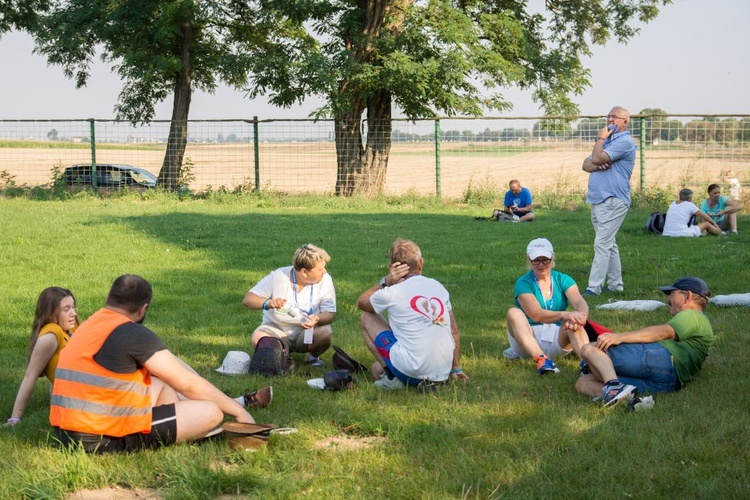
[435,119,441,200]
[89,119,97,190]
[639,117,646,192]
[253,116,260,193]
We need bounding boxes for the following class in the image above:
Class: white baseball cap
[526,238,554,260]
[215,351,251,375]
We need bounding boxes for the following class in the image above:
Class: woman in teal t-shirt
[504,238,590,375]
[700,183,741,234]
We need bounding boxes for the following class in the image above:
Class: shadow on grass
[108,210,569,352]
[5,204,749,497]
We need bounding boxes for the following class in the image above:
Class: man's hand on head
[386,262,411,285]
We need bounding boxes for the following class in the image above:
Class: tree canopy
[0,0,49,32]
[247,0,672,195]
[31,0,307,189]
[251,0,671,118]
[25,0,672,194]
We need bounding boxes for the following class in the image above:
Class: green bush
[631,185,675,210]
[462,176,502,205]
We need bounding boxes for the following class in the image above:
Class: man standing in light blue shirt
[582,107,637,296]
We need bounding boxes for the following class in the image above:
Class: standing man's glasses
[606,114,624,120]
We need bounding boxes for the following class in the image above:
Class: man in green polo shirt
[576,277,714,408]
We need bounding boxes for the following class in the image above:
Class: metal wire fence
[1,115,748,200]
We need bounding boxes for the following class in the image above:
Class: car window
[130,170,156,184]
[109,170,122,183]
[65,166,91,184]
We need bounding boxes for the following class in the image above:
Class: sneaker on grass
[536,356,559,375]
[627,395,655,412]
[579,360,592,377]
[417,379,446,394]
[307,356,325,368]
[373,373,406,390]
[600,382,637,408]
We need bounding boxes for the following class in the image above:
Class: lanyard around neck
[532,273,554,310]
[292,269,314,314]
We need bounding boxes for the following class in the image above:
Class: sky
[0,0,747,120]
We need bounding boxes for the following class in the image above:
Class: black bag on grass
[646,211,666,234]
[249,337,293,377]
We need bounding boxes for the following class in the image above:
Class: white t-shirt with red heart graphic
[370,275,455,381]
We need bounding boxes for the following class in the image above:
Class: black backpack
[646,211,666,234]
[249,337,294,377]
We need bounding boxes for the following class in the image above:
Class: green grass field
[1,193,749,499]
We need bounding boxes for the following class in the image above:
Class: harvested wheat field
[1,140,748,197]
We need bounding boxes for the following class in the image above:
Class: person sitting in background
[576,277,714,408]
[723,170,741,200]
[700,183,741,235]
[503,238,590,375]
[492,179,536,222]
[5,287,80,427]
[663,188,721,237]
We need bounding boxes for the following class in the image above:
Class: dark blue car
[63,164,158,189]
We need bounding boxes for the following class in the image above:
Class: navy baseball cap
[659,277,710,299]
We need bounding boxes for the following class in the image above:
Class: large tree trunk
[334,90,392,197]
[359,90,392,196]
[334,99,366,197]
[333,1,407,197]
[158,21,193,191]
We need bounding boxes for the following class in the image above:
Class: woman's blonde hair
[293,244,331,270]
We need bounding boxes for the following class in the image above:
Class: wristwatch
[379,276,388,288]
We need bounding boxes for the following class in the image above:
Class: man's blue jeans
[607,343,679,393]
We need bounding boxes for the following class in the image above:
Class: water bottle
[284,304,311,324]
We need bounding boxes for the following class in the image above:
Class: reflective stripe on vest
[50,395,151,418]
[55,368,151,397]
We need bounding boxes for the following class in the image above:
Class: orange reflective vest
[50,308,152,437]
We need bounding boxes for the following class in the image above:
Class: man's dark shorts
[54,404,178,454]
[374,330,429,386]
